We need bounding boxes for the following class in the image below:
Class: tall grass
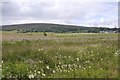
[2,32,119,78]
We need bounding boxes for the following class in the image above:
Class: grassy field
[2,31,119,78]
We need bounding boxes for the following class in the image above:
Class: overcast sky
[1,0,119,28]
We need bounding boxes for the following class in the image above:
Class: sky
[1,0,119,28]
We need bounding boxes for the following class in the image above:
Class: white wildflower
[1,61,3,63]
[76,58,79,61]
[88,66,91,68]
[41,69,44,72]
[28,74,34,79]
[68,64,72,68]
[44,52,46,54]
[37,71,40,74]
[64,56,67,58]
[42,73,46,76]
[60,69,62,72]
[63,75,65,77]
[79,65,81,68]
[83,67,86,70]
[39,61,42,63]
[41,49,43,51]
[38,49,41,51]
[114,50,120,56]
[85,61,89,63]
[58,62,61,64]
[53,70,56,73]
[91,51,93,53]
[63,64,67,68]
[68,56,71,58]
[38,48,43,51]
[61,65,64,68]
[46,65,50,69]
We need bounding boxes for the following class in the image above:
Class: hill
[1,23,119,33]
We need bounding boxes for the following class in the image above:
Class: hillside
[1,23,119,33]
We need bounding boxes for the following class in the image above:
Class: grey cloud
[2,2,21,16]
[1,1,118,28]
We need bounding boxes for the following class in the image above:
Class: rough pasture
[2,31,119,78]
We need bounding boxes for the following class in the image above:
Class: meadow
[2,31,119,79]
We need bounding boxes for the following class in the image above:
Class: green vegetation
[2,31,119,79]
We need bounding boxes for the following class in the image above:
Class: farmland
[2,31,119,78]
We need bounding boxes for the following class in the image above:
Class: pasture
[2,31,119,78]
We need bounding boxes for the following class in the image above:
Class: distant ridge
[2,23,84,27]
[2,23,119,33]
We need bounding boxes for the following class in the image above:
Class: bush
[43,31,47,36]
